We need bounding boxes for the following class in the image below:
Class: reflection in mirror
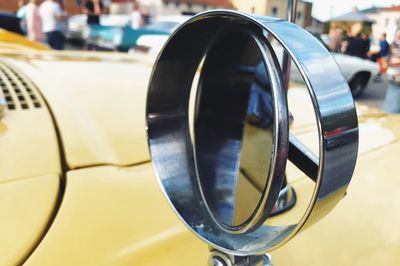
[267,41,319,226]
[194,29,275,229]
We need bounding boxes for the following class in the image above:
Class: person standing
[57,0,68,35]
[83,0,104,25]
[130,1,143,29]
[383,29,400,113]
[329,28,343,53]
[17,0,28,34]
[360,33,370,59]
[26,0,44,42]
[345,33,364,58]
[343,30,356,55]
[39,0,67,50]
[375,33,390,81]
[379,33,390,57]
[141,6,151,26]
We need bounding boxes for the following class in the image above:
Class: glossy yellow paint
[0,101,61,183]
[26,164,209,265]
[0,57,61,265]
[270,88,400,264]
[0,174,59,265]
[23,80,400,265]
[271,140,400,265]
[9,57,152,169]
[0,29,49,51]
[234,108,400,265]
[0,61,61,182]
[1,45,400,265]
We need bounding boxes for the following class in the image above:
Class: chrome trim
[282,0,298,90]
[146,10,358,255]
[270,183,296,216]
[209,250,272,266]
[194,27,288,233]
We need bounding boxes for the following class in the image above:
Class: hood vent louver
[0,62,42,111]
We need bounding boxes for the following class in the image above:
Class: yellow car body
[1,30,400,266]
[0,29,49,52]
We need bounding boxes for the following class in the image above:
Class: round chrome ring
[146,10,358,255]
[193,26,289,233]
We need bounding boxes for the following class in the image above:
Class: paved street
[356,76,389,111]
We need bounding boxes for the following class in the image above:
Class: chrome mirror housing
[146,9,358,260]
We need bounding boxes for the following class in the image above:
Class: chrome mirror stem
[209,250,272,266]
[282,0,298,90]
[207,1,298,263]
[287,0,298,22]
[208,1,299,264]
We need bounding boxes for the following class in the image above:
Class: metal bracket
[209,250,272,266]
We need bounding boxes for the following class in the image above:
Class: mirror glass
[194,29,275,228]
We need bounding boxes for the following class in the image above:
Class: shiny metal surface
[209,251,233,266]
[270,183,296,216]
[286,0,298,22]
[146,10,358,255]
[282,0,298,90]
[209,251,271,266]
[195,28,288,233]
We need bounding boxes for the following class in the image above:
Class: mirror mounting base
[208,250,272,266]
[270,177,297,216]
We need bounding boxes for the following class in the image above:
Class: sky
[307,0,400,21]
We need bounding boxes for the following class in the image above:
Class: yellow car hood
[271,101,400,265]
[3,50,400,265]
[24,87,400,265]
[4,53,155,169]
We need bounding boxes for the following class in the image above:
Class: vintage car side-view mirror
[146,9,358,266]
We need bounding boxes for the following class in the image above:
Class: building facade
[231,0,313,28]
[363,6,400,43]
[94,0,234,16]
[141,0,234,16]
[0,0,232,16]
[1,0,23,13]
[329,8,375,38]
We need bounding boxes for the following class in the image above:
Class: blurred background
[1,0,400,110]
[1,0,399,50]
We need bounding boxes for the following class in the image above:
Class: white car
[273,44,379,98]
[66,15,87,41]
[67,14,131,42]
[100,14,131,27]
[311,33,379,97]
[331,52,379,97]
[131,15,191,54]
